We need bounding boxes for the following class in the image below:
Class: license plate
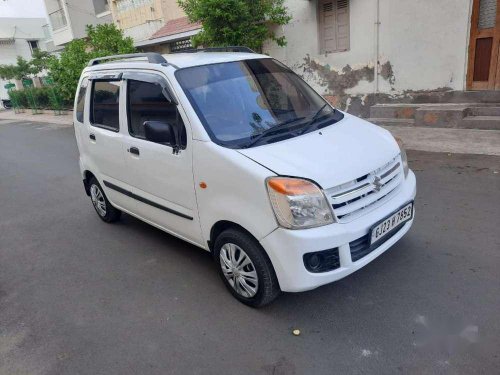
[370,202,414,246]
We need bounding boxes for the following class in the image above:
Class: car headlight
[395,137,409,178]
[266,177,334,229]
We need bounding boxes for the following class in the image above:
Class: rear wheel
[88,177,121,223]
[214,228,281,307]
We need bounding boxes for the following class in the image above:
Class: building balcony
[48,9,67,31]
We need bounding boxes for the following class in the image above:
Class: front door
[121,73,204,247]
[467,0,500,89]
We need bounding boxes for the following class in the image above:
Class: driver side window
[127,79,187,148]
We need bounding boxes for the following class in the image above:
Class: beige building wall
[109,0,189,43]
[110,0,165,42]
[160,0,186,23]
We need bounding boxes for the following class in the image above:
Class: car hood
[237,114,399,189]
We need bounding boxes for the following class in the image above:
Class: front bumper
[260,170,417,292]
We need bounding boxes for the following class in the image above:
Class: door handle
[128,147,140,156]
[89,133,96,141]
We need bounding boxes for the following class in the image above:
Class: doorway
[467,0,500,89]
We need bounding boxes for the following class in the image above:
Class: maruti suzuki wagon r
[73,48,416,307]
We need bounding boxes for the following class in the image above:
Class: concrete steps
[468,106,500,116]
[382,125,500,156]
[369,104,420,119]
[461,115,500,130]
[369,118,415,127]
[368,103,500,130]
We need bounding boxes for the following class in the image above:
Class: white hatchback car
[74,48,416,307]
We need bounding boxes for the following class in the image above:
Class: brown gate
[467,0,500,90]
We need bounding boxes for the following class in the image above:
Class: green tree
[86,24,136,57]
[0,64,17,80]
[13,56,32,80]
[48,24,135,101]
[47,39,90,101]
[0,51,50,82]
[178,0,291,52]
[0,57,32,82]
[30,49,52,75]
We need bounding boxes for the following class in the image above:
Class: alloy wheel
[90,184,107,217]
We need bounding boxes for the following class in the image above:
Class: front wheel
[214,228,281,307]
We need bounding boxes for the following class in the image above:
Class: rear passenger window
[127,79,186,147]
[75,78,88,123]
[91,80,120,131]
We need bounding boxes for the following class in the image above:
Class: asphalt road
[1,119,499,375]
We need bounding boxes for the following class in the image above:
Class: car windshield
[175,58,344,148]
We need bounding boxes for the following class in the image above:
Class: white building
[0,18,50,100]
[43,0,112,49]
[265,0,500,118]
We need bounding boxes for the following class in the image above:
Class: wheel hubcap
[90,184,106,217]
[220,243,258,298]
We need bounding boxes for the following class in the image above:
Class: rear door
[84,74,136,211]
[121,72,203,246]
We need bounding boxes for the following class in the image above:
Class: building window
[49,0,67,30]
[116,0,152,13]
[28,40,39,54]
[318,0,350,54]
[93,0,110,15]
[478,0,497,30]
[170,38,193,52]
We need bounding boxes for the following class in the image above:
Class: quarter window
[75,77,88,123]
[91,80,120,131]
[127,79,186,147]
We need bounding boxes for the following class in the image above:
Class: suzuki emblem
[372,176,382,192]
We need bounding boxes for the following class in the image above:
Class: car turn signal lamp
[266,177,334,229]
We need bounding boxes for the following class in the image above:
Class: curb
[0,109,73,126]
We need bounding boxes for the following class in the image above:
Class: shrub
[8,89,28,108]
[8,86,71,110]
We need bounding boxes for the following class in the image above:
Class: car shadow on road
[113,210,420,320]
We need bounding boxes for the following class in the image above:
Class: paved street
[1,119,499,374]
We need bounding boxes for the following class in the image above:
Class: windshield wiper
[243,116,306,148]
[311,104,329,122]
[299,104,336,135]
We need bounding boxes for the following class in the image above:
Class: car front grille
[349,234,372,262]
[324,155,403,222]
[349,221,407,262]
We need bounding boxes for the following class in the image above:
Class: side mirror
[144,121,179,152]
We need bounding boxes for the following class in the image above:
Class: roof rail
[87,53,167,67]
[179,46,255,54]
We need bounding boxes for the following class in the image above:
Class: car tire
[214,228,281,307]
[88,177,121,223]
